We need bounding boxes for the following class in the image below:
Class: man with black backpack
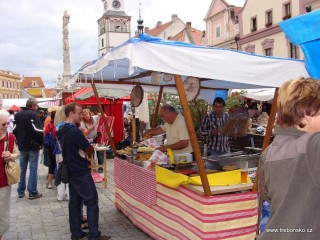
[56,103,110,240]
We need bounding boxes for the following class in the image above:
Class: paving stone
[5,158,152,240]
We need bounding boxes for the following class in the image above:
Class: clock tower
[98,0,131,56]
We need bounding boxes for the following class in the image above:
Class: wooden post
[253,87,278,192]
[91,83,117,154]
[151,86,164,128]
[132,116,137,144]
[174,75,211,196]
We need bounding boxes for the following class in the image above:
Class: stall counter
[114,157,258,239]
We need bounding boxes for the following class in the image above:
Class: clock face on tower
[112,0,121,9]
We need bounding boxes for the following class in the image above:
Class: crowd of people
[0,99,111,240]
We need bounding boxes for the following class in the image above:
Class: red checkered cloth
[114,158,131,193]
[114,158,157,206]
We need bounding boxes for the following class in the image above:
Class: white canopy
[2,98,55,109]
[71,34,309,103]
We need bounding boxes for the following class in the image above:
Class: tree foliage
[148,93,210,131]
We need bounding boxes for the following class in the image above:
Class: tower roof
[100,10,131,18]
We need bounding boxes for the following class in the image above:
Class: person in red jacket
[0,109,19,239]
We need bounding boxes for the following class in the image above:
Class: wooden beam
[151,86,164,128]
[91,83,117,154]
[77,77,227,91]
[174,75,211,196]
[119,71,153,81]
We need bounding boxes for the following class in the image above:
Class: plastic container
[174,153,193,163]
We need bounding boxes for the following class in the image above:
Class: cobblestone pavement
[5,158,152,240]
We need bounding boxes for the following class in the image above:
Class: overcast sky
[0,0,245,87]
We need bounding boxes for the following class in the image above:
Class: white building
[98,0,132,56]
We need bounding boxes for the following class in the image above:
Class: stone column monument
[60,11,71,89]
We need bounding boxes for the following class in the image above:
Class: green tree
[148,93,210,131]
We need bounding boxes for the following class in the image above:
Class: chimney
[186,22,192,31]
[145,27,149,32]
[156,21,162,27]
[171,14,178,22]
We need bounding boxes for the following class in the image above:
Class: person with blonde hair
[0,109,19,239]
[80,109,99,143]
[258,77,320,240]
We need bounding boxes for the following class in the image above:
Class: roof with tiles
[22,77,45,88]
[43,88,54,98]
[145,21,174,37]
[170,24,204,46]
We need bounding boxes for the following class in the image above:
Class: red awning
[7,104,21,111]
[64,87,130,104]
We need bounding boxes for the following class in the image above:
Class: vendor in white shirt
[144,104,193,154]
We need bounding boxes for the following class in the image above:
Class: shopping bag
[5,161,21,185]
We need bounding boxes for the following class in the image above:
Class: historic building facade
[0,70,21,99]
[204,0,242,49]
[98,0,132,56]
[238,0,306,58]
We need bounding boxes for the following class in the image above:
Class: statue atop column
[59,10,72,90]
[63,11,70,29]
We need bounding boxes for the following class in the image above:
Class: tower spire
[137,0,144,34]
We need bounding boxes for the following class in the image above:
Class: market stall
[70,33,309,239]
[64,87,131,143]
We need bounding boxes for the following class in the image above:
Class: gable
[22,77,45,88]
[205,0,229,20]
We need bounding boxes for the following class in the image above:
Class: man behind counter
[144,104,193,154]
[200,97,229,156]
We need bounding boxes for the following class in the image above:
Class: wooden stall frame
[91,83,117,154]
[151,86,164,128]
[174,75,211,196]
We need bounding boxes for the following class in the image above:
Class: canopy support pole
[151,86,164,128]
[174,75,211,196]
[91,83,117,154]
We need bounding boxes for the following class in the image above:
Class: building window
[261,38,274,56]
[265,48,272,56]
[101,38,104,48]
[215,26,221,38]
[289,43,299,59]
[100,27,105,35]
[283,2,291,20]
[251,17,257,32]
[244,44,255,54]
[265,10,273,27]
